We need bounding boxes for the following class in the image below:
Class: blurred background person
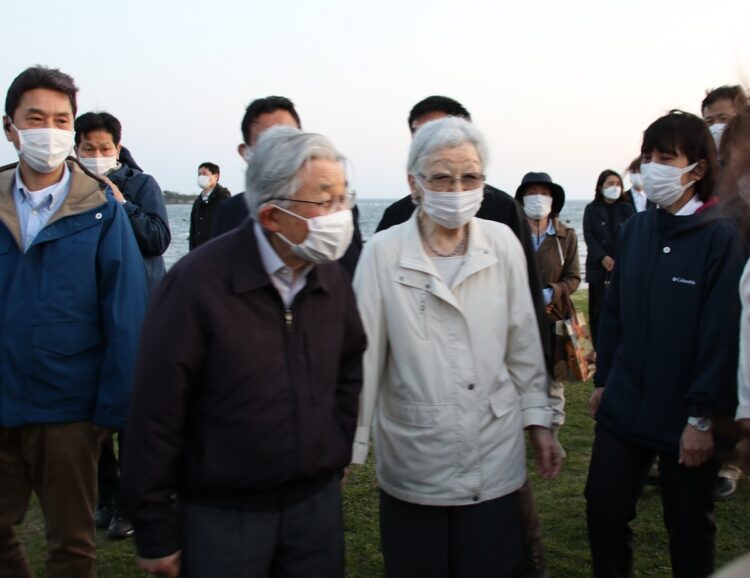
[625,156,653,213]
[515,171,580,454]
[701,85,747,153]
[583,169,634,349]
[352,117,560,578]
[189,161,230,250]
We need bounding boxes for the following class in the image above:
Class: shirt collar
[14,163,71,209]
[674,195,704,216]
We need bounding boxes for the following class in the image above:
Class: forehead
[424,142,480,170]
[603,174,621,185]
[296,158,346,194]
[198,167,212,175]
[412,110,448,131]
[13,88,73,119]
[250,110,299,143]
[79,129,115,145]
[524,184,552,196]
[703,98,736,118]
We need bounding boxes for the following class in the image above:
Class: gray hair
[244,126,345,217]
[407,116,489,177]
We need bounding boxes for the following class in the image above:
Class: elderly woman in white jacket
[352,116,561,578]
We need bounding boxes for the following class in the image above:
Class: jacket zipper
[284,308,293,332]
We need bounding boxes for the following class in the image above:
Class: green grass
[17,290,750,577]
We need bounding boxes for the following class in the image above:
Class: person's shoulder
[215,184,231,199]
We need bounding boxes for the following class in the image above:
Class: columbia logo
[672,277,696,285]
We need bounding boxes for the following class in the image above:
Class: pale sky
[2,0,748,199]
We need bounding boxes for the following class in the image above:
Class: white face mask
[197,174,212,189]
[602,185,622,201]
[79,155,118,177]
[419,186,483,229]
[640,161,698,207]
[273,205,354,264]
[522,194,553,220]
[629,173,644,191]
[12,124,74,173]
[709,123,726,151]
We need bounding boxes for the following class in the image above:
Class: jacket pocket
[33,324,102,355]
[488,380,520,419]
[383,395,439,428]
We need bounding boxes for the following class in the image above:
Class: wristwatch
[687,416,713,432]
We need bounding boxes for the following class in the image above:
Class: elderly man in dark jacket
[123,126,365,578]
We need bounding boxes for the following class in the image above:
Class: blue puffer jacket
[108,164,170,294]
[0,161,148,430]
[594,201,744,453]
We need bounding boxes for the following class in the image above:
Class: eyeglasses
[269,191,356,211]
[418,173,485,192]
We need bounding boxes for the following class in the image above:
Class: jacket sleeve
[684,224,743,417]
[593,237,622,390]
[503,233,552,428]
[94,200,148,429]
[737,260,750,421]
[351,239,389,463]
[188,200,197,251]
[549,229,581,306]
[123,174,171,256]
[122,266,203,559]
[583,204,607,265]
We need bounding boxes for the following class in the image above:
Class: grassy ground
[17,292,750,576]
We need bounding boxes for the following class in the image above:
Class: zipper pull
[284,308,293,331]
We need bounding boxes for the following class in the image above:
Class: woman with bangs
[584,111,744,578]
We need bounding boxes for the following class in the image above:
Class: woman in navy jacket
[582,170,634,347]
[585,111,744,578]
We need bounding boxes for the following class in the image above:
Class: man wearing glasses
[123,126,365,578]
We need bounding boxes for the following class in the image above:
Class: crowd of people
[0,64,748,578]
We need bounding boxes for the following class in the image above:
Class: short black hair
[5,66,78,120]
[74,112,122,146]
[594,169,624,202]
[240,96,301,145]
[641,110,716,203]
[627,156,641,173]
[408,96,471,133]
[701,85,747,113]
[199,162,220,176]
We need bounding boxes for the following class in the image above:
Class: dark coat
[594,202,744,453]
[211,194,363,278]
[583,199,634,284]
[123,219,366,559]
[188,184,231,250]
[376,184,550,368]
[536,218,581,318]
[109,164,170,293]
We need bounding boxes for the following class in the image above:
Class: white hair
[244,126,345,218]
[407,116,489,177]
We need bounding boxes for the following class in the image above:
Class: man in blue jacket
[0,66,148,578]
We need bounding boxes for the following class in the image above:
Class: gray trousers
[179,478,344,578]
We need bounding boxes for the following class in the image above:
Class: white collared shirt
[632,189,648,212]
[253,221,312,306]
[674,195,704,217]
[13,164,71,251]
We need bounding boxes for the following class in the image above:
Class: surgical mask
[629,173,644,191]
[242,146,254,165]
[79,155,118,177]
[640,161,698,207]
[420,186,483,229]
[273,205,354,264]
[12,124,74,173]
[709,123,726,150]
[602,186,622,201]
[522,194,553,220]
[197,175,212,189]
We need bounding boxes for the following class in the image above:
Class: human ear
[258,204,281,232]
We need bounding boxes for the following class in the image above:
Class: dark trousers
[0,423,103,578]
[97,430,125,510]
[179,477,343,578]
[588,279,607,348]
[585,424,718,578]
[380,489,522,578]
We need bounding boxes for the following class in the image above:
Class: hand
[589,387,604,419]
[101,175,125,204]
[740,418,750,438]
[601,256,615,272]
[340,466,350,489]
[737,438,750,475]
[678,424,714,468]
[137,551,181,577]
[528,426,562,480]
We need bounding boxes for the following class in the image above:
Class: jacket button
[425,283,431,289]
[95,213,103,220]
[663,246,671,254]
[468,384,475,390]
[472,495,479,502]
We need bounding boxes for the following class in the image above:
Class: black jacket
[376,185,550,368]
[211,194,363,278]
[594,202,743,453]
[188,184,231,250]
[583,199,634,284]
[108,164,170,293]
[123,219,366,559]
